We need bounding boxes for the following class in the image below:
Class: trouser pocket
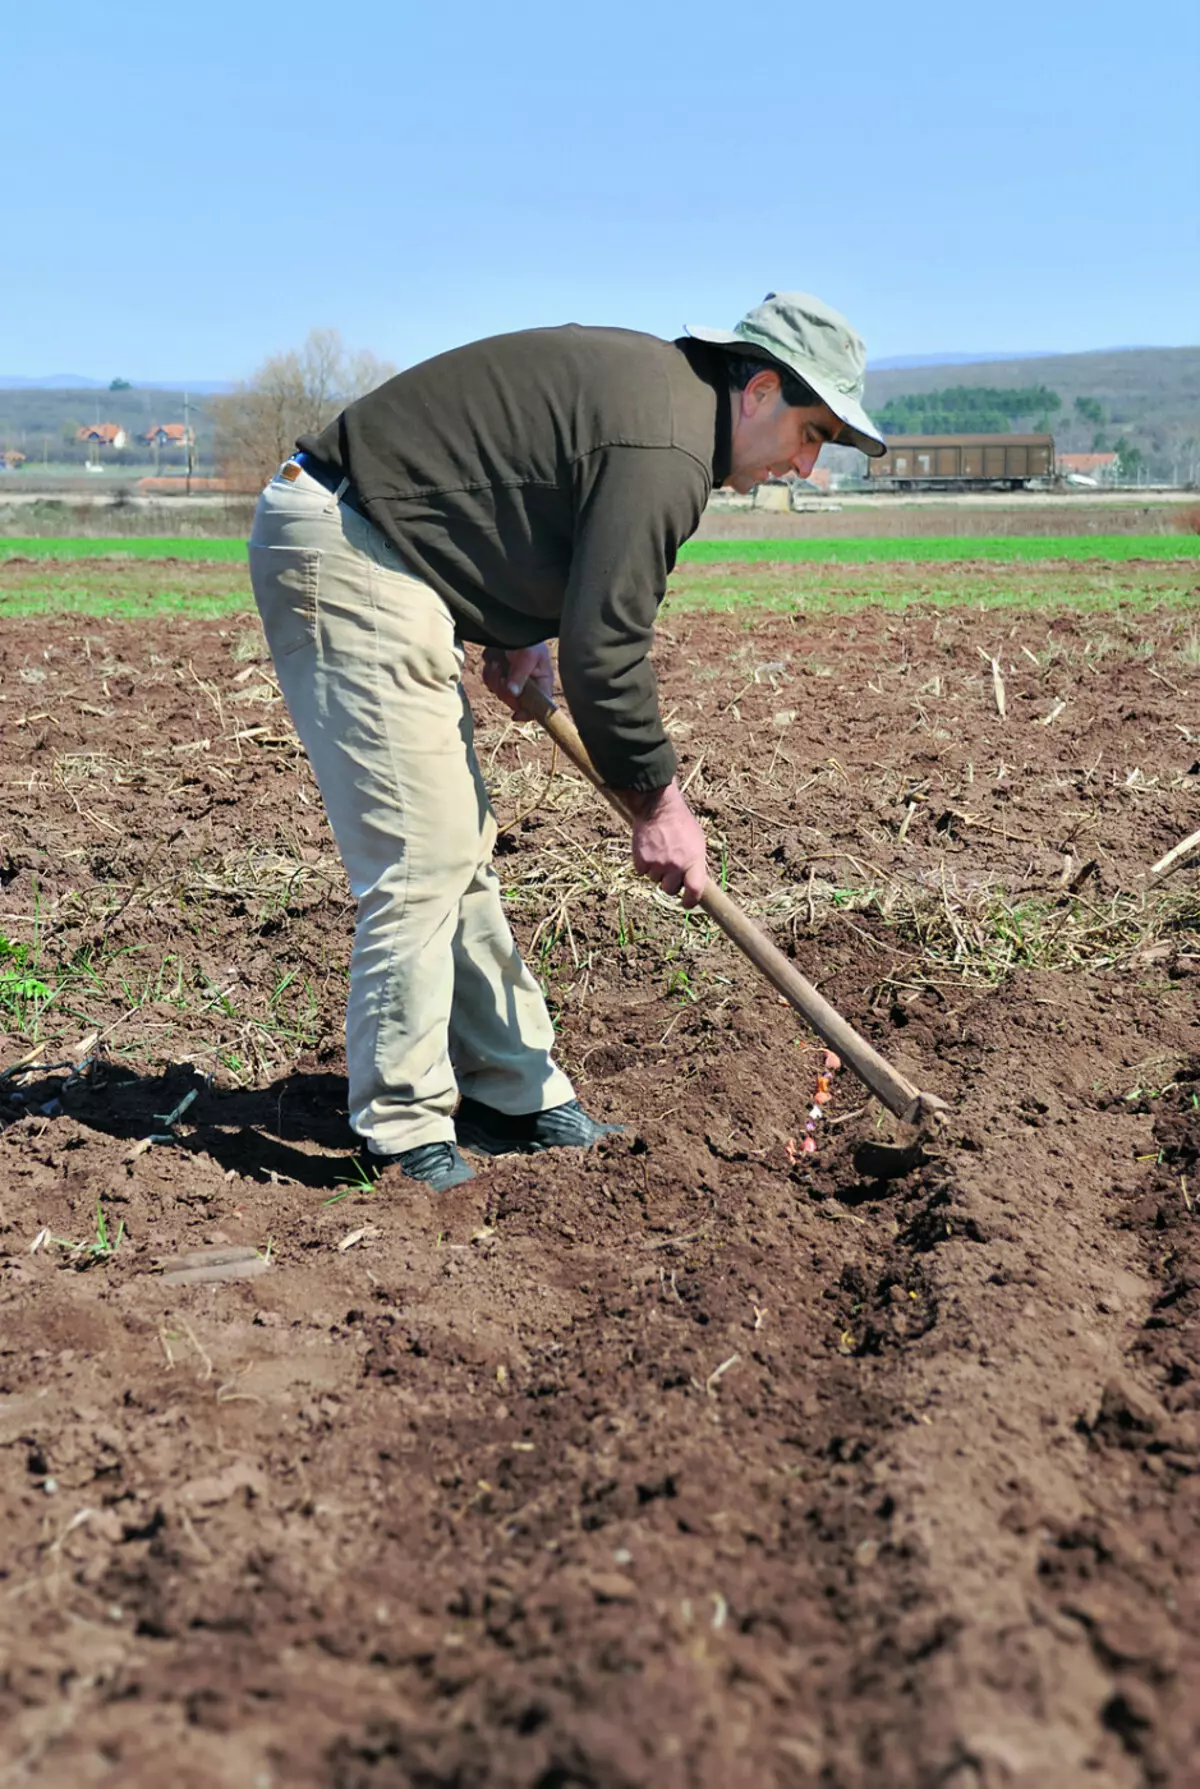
[249,543,320,658]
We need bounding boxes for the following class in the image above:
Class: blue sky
[8,0,1198,381]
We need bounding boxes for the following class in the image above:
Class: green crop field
[1,533,1196,567]
[664,559,1197,616]
[1,544,1195,621]
[0,536,248,562]
[678,535,1199,565]
[0,561,251,618]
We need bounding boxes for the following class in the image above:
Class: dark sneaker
[373,1141,477,1192]
[455,1096,623,1157]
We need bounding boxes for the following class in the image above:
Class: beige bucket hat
[687,290,886,457]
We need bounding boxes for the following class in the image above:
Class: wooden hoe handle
[518,683,943,1127]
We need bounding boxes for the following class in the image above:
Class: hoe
[520,683,947,1178]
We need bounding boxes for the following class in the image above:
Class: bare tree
[211,328,396,491]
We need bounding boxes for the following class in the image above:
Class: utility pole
[183,390,194,495]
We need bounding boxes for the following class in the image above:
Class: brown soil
[2,603,1199,1788]
[694,500,1196,541]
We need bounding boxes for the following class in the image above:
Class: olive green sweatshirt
[297,327,731,791]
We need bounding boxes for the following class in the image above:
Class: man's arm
[480,644,707,906]
[557,444,707,788]
[557,443,711,903]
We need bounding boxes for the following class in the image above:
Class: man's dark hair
[723,352,822,412]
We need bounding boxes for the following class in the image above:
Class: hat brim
[686,323,887,458]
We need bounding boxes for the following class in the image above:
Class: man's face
[725,370,841,494]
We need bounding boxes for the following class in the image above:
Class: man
[248,291,886,1192]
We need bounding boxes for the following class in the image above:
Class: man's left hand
[481,643,555,717]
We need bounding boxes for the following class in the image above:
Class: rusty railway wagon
[868,433,1055,492]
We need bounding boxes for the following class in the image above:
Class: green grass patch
[0,560,252,618]
[0,930,54,1035]
[3,533,1196,567]
[665,559,1196,616]
[0,586,254,620]
[0,536,247,561]
[677,535,1198,564]
[1,536,1195,622]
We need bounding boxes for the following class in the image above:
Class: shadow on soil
[19,1061,358,1189]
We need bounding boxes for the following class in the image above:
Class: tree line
[873,387,1127,443]
[875,385,1065,436]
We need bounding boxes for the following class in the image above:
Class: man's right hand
[620,779,708,908]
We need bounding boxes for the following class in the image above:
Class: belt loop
[334,477,350,502]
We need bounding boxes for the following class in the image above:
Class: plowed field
[2,595,1200,1787]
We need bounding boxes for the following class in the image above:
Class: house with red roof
[141,423,193,448]
[1058,451,1120,484]
[76,423,127,450]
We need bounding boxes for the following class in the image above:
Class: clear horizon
[10,0,1198,383]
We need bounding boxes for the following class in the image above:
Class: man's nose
[791,445,821,478]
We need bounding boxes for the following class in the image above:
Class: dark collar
[674,337,732,488]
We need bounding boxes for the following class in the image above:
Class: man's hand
[481,643,555,717]
[621,779,708,908]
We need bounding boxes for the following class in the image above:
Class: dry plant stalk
[1149,825,1200,883]
[991,656,1007,719]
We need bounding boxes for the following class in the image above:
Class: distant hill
[863,347,1200,479]
[870,351,1062,370]
[867,348,1160,370]
[0,374,105,390]
[0,375,231,393]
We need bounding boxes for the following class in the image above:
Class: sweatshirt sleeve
[557,444,710,791]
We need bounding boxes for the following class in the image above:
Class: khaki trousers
[248,463,575,1155]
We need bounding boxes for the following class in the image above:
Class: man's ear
[744,368,781,413]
